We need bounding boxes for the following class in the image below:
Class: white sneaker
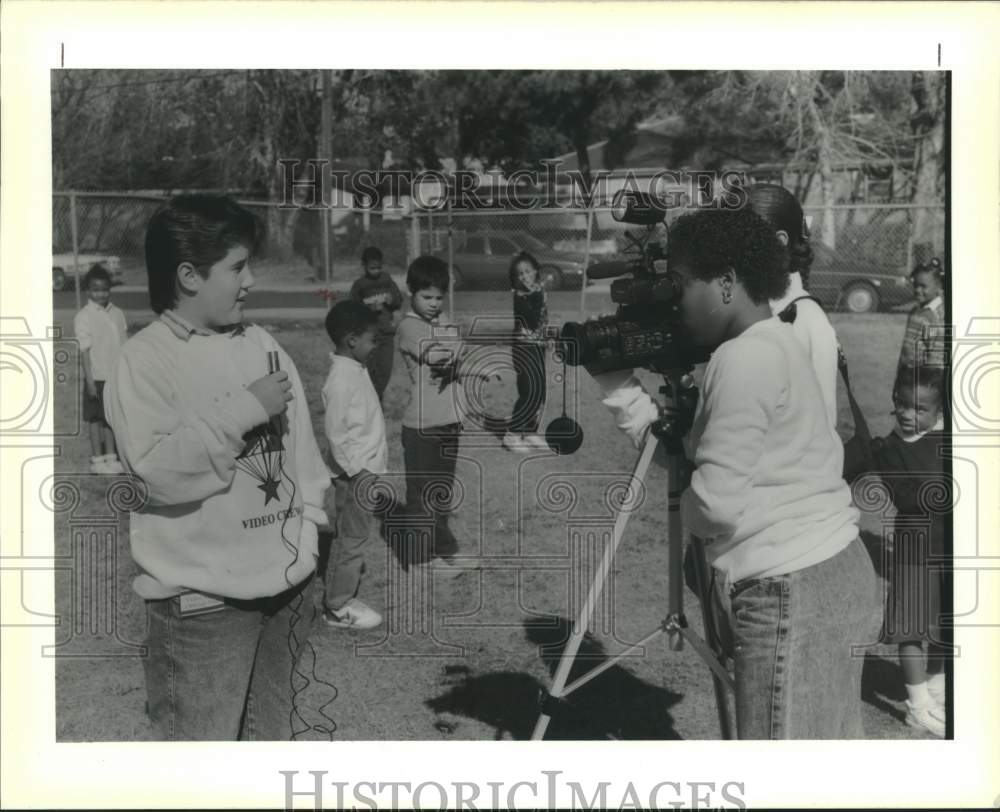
[905,700,946,738]
[102,456,126,474]
[927,674,946,707]
[89,456,110,474]
[411,556,467,580]
[501,432,532,454]
[323,598,383,630]
[521,433,552,452]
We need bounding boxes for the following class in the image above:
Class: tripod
[531,370,735,740]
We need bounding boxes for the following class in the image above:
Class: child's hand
[85,380,98,398]
[247,371,293,417]
[424,342,455,367]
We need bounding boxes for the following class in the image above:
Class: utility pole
[320,69,333,282]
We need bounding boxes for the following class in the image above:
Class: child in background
[349,246,404,402]
[898,258,947,372]
[321,300,387,631]
[502,251,550,453]
[844,365,950,738]
[74,263,128,474]
[105,195,330,740]
[396,256,476,578]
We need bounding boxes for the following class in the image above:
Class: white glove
[592,369,660,450]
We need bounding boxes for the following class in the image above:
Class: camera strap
[776,294,822,324]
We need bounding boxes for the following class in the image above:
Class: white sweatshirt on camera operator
[594,317,858,585]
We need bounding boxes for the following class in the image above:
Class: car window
[518,234,548,252]
[464,236,486,255]
[490,237,518,255]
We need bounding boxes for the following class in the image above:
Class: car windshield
[515,233,548,252]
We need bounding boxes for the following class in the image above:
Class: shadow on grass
[425,615,683,740]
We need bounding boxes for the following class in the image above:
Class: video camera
[559,190,709,374]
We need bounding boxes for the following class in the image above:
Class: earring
[722,290,732,304]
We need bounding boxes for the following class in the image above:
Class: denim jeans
[366,334,396,401]
[400,423,461,565]
[718,537,881,739]
[510,342,547,434]
[143,575,316,741]
[323,475,376,611]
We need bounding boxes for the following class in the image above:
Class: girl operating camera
[670,207,881,739]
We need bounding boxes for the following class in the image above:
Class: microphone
[267,350,280,373]
[545,416,584,455]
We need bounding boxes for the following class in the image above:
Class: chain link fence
[54,191,944,315]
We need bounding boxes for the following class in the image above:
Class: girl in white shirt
[750,183,840,431]
[669,207,880,739]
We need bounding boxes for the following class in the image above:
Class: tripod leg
[666,454,685,651]
[531,433,660,741]
[690,537,735,739]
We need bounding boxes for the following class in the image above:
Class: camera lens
[559,321,585,366]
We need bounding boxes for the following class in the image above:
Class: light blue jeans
[717,538,882,739]
[143,575,316,741]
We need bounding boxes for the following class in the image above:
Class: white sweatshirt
[769,271,839,430]
[73,300,128,380]
[104,313,330,600]
[680,318,858,583]
[322,354,388,477]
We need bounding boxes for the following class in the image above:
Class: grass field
[51,292,938,741]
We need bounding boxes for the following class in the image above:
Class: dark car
[807,242,914,313]
[439,231,587,290]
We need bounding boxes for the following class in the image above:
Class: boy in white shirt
[321,300,387,630]
[104,195,330,740]
[73,263,128,473]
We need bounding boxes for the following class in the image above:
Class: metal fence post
[579,204,594,319]
[69,191,82,312]
[446,196,454,323]
[409,210,419,267]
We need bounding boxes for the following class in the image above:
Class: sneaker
[521,433,552,452]
[102,456,126,474]
[323,599,383,630]
[89,456,110,474]
[411,556,467,580]
[927,674,946,707]
[905,700,946,738]
[501,432,532,454]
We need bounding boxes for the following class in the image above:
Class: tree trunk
[910,71,946,260]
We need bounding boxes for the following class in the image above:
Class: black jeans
[510,342,546,434]
[366,333,396,401]
[399,423,461,564]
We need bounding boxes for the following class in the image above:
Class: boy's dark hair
[747,183,814,286]
[911,256,946,282]
[325,300,379,346]
[84,263,112,290]
[361,246,383,266]
[894,364,945,404]
[406,255,449,294]
[667,208,789,304]
[508,251,540,288]
[144,195,258,314]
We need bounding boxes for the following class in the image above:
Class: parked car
[807,242,913,313]
[52,252,124,292]
[437,231,587,290]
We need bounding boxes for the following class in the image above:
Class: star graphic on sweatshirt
[258,475,281,505]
